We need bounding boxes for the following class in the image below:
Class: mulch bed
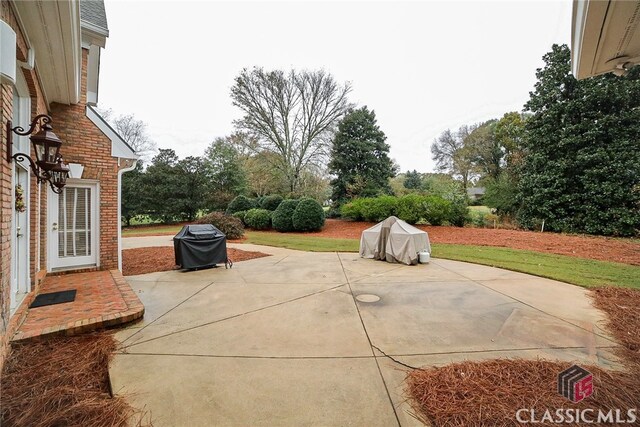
[405,287,640,426]
[297,219,640,266]
[0,332,145,427]
[122,246,270,276]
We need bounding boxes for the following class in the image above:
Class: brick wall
[50,48,120,271]
[1,1,122,369]
[0,0,33,372]
[1,82,14,371]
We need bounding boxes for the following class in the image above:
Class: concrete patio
[111,238,618,426]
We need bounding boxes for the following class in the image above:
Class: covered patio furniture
[359,216,431,265]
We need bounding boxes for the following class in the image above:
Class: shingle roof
[466,187,486,196]
[80,0,108,33]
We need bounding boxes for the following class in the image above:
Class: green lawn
[246,231,360,252]
[122,224,183,236]
[244,231,639,289]
[468,205,492,214]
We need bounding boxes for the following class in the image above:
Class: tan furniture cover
[359,216,431,265]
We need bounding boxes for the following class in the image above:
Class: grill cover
[173,224,228,269]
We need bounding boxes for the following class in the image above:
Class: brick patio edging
[11,270,144,342]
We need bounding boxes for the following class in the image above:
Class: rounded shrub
[423,195,450,226]
[195,212,244,239]
[470,210,487,228]
[244,208,272,230]
[340,198,366,221]
[396,194,427,224]
[226,195,255,214]
[361,195,398,222]
[254,196,266,208]
[447,198,469,227]
[261,194,284,211]
[325,207,342,219]
[232,210,247,224]
[272,199,300,232]
[292,198,325,231]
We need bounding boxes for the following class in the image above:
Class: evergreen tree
[328,107,396,204]
[121,161,144,226]
[403,170,423,190]
[175,156,207,221]
[518,44,640,236]
[143,149,181,223]
[203,137,247,210]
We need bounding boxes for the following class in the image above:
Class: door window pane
[58,187,92,258]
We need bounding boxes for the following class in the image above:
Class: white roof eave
[85,105,138,160]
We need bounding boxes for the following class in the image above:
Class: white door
[10,74,31,312]
[10,166,29,311]
[49,182,98,270]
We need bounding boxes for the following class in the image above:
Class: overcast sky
[98,0,572,172]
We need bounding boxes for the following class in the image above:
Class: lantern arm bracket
[11,152,63,194]
[11,151,40,178]
[10,114,52,136]
[6,114,68,194]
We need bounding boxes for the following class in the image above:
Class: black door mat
[29,290,77,308]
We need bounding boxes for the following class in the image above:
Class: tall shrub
[361,195,398,222]
[396,194,427,224]
[340,198,366,221]
[226,195,256,214]
[261,195,284,211]
[244,208,272,230]
[423,196,450,226]
[292,198,325,231]
[272,199,300,232]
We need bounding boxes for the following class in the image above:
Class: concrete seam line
[122,282,349,349]
[337,253,402,427]
[434,262,619,345]
[112,352,376,360]
[119,280,217,346]
[271,255,290,266]
[114,345,619,358]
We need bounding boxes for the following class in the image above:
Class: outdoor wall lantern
[6,114,70,194]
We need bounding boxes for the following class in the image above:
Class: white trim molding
[117,161,137,271]
[85,105,137,160]
[13,0,82,104]
[572,0,640,79]
[0,19,17,85]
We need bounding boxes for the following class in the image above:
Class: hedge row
[230,197,325,232]
[226,194,287,215]
[341,194,468,226]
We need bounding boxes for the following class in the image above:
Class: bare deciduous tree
[431,125,479,189]
[98,108,157,162]
[231,67,352,192]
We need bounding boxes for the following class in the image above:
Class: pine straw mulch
[405,287,640,426]
[122,246,270,276]
[296,219,640,266]
[0,332,147,427]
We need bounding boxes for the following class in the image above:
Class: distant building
[466,187,486,201]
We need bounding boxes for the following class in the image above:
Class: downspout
[117,159,137,271]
